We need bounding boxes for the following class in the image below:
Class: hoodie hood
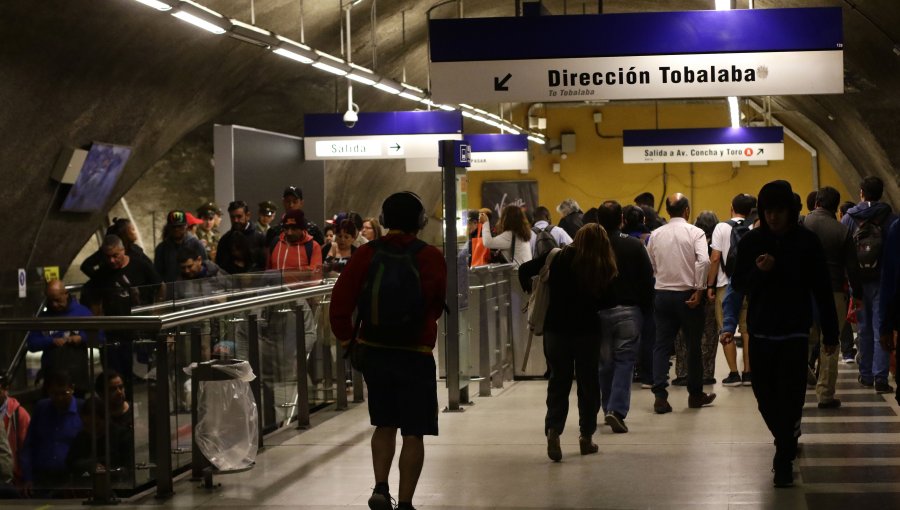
[757,180,800,230]
[848,201,892,222]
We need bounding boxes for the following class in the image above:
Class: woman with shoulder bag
[480,205,533,266]
[518,223,618,461]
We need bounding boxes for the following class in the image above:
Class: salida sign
[623,127,785,164]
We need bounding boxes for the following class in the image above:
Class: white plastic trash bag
[185,360,258,471]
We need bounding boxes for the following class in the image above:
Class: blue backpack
[358,239,426,346]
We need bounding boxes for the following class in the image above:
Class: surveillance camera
[343,109,358,128]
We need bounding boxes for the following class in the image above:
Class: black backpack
[722,219,751,278]
[357,238,426,346]
[854,213,888,278]
[532,225,560,259]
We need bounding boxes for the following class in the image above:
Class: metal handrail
[470,263,517,274]
[0,282,335,331]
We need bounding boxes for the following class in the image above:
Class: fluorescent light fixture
[273,47,313,64]
[399,91,423,101]
[347,72,376,85]
[313,61,349,76]
[374,81,402,94]
[715,0,731,10]
[461,111,475,118]
[401,83,424,93]
[172,1,230,35]
[728,96,740,128]
[419,98,435,106]
[133,0,173,11]
[503,126,521,135]
[230,19,278,47]
[438,104,456,111]
[473,108,489,115]
[528,136,546,145]
[486,113,502,121]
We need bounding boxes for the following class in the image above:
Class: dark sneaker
[875,380,894,394]
[703,377,716,385]
[654,397,672,414]
[840,354,855,364]
[672,376,688,386]
[368,487,394,510]
[579,435,599,455]
[741,372,752,386]
[858,375,874,388]
[605,411,628,433]
[773,460,794,488]
[546,428,562,462]
[817,399,841,409]
[688,392,716,408]
[722,372,742,387]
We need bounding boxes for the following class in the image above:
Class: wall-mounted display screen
[60,142,131,213]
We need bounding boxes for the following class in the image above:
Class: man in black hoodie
[841,176,897,393]
[728,180,838,488]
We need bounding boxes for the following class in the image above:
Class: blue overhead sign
[429,8,843,103]
[303,111,463,160]
[623,127,784,163]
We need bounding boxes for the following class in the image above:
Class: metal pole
[190,327,209,480]
[247,314,264,449]
[492,273,503,389]
[478,277,492,397]
[504,271,515,381]
[154,332,174,499]
[295,304,311,429]
[440,140,463,412]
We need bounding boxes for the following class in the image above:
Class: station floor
[17,350,900,509]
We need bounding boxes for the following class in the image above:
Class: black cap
[258,200,277,215]
[197,202,219,219]
[283,186,303,200]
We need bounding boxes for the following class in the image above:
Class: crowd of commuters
[4,174,899,503]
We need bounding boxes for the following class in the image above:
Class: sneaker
[840,355,856,364]
[817,399,842,409]
[546,428,562,462]
[773,460,794,488]
[703,377,716,385]
[858,375,874,388]
[875,380,894,394]
[722,372,742,387]
[640,383,652,389]
[672,376,688,386]
[368,485,394,510]
[741,372,752,386]
[605,411,628,433]
[579,435,599,455]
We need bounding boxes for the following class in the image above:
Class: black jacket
[216,224,267,273]
[607,230,655,310]
[731,224,839,345]
[557,211,584,240]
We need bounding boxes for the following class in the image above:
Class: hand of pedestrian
[756,253,775,272]
[685,290,702,308]
[706,287,716,301]
[880,332,896,352]
[719,332,734,345]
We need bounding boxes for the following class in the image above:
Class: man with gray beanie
[727,180,838,488]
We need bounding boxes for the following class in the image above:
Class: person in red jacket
[267,209,322,273]
[330,192,447,510]
[1,374,30,489]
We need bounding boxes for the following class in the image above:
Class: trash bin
[185,359,258,473]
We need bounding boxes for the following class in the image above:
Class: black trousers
[749,337,808,462]
[543,329,601,437]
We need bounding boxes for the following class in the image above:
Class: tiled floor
[11,352,900,509]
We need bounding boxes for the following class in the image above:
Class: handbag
[470,224,491,268]
[526,248,561,336]
[490,232,517,264]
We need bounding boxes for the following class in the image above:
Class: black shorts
[362,346,439,437]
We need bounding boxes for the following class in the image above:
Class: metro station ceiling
[1,0,898,289]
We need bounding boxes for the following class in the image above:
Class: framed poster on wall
[481,180,538,220]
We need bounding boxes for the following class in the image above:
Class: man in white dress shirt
[647,193,716,414]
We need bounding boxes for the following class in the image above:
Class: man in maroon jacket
[330,192,446,510]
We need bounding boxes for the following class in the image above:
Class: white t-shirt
[710,217,747,288]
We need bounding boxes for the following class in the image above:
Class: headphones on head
[380,191,428,231]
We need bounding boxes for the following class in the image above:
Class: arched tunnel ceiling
[2,0,900,294]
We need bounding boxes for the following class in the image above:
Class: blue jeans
[858,281,890,382]
[598,306,642,418]
[652,290,705,399]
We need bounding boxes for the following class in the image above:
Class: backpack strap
[720,220,741,271]
[303,240,314,264]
